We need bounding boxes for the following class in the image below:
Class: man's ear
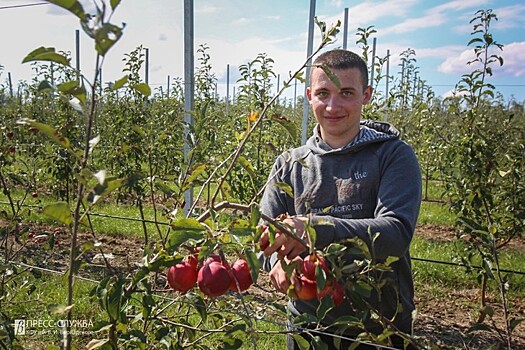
[306,86,313,103]
[362,85,373,104]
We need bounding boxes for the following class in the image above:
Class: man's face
[306,67,372,148]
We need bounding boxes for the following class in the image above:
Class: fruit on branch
[229,258,253,292]
[167,261,198,293]
[186,254,198,270]
[258,228,282,252]
[204,253,229,268]
[294,274,318,300]
[198,260,232,297]
[318,281,345,306]
[301,253,329,280]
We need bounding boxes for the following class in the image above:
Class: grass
[5,270,99,348]
[2,184,524,348]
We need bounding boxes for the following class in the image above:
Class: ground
[3,221,524,349]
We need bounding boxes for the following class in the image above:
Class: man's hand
[258,216,309,260]
[268,258,301,295]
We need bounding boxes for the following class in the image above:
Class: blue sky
[1,0,524,102]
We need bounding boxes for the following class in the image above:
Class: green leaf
[479,305,494,318]
[188,293,207,323]
[94,23,124,56]
[466,323,492,333]
[47,303,74,314]
[37,80,55,92]
[167,219,205,252]
[353,281,372,298]
[271,114,298,139]
[89,176,128,204]
[132,82,151,97]
[106,278,124,322]
[467,38,483,46]
[110,0,121,10]
[244,250,260,285]
[318,64,340,88]
[43,202,73,226]
[274,182,294,198]
[57,80,87,103]
[291,334,310,350]
[250,205,261,228]
[85,339,110,350]
[293,312,318,325]
[185,164,206,188]
[510,317,524,332]
[385,256,399,266]
[17,119,72,150]
[316,293,333,320]
[238,156,256,180]
[331,314,361,327]
[46,0,87,20]
[229,219,253,237]
[220,181,234,201]
[110,75,129,90]
[155,182,175,197]
[22,47,70,66]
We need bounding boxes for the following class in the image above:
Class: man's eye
[316,91,328,98]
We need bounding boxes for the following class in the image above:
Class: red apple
[198,261,232,297]
[301,253,329,281]
[167,261,198,293]
[185,255,198,270]
[318,281,345,306]
[294,275,317,300]
[229,259,253,292]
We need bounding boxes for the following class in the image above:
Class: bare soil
[3,221,524,349]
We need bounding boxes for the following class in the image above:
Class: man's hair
[311,49,369,88]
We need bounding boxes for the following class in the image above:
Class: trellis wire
[2,200,523,276]
[6,260,402,349]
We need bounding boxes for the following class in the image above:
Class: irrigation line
[6,260,401,349]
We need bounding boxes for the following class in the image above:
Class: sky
[1,0,524,103]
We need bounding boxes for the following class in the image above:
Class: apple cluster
[166,252,254,297]
[294,254,345,306]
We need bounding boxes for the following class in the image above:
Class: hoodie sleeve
[312,141,422,260]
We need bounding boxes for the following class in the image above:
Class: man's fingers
[262,232,286,257]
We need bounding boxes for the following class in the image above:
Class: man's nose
[325,95,341,111]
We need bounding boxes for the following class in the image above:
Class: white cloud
[328,0,343,7]
[377,0,492,36]
[196,5,218,14]
[493,4,525,30]
[438,41,525,78]
[432,0,491,12]
[350,0,417,22]
[441,88,468,99]
[381,13,446,35]
[498,42,525,77]
[233,17,252,25]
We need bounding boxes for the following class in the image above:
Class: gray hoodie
[260,119,422,334]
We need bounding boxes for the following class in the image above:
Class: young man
[259,49,422,349]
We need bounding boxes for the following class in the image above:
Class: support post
[301,0,316,145]
[183,0,195,216]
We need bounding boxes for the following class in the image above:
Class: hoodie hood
[306,119,400,154]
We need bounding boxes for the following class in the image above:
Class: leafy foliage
[0,3,524,350]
